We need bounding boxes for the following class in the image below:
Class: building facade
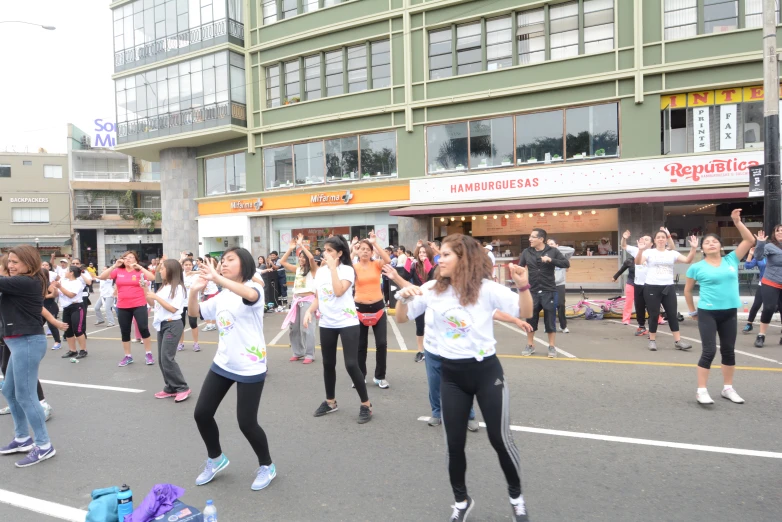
[111,0,782,288]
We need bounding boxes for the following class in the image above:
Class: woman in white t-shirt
[279,234,319,364]
[635,229,698,351]
[177,258,201,352]
[395,234,534,521]
[303,236,371,424]
[53,266,88,359]
[200,257,220,332]
[145,259,189,403]
[188,248,275,491]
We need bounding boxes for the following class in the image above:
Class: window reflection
[427,123,468,172]
[469,117,514,169]
[294,142,325,185]
[516,110,564,163]
[264,146,294,188]
[360,132,397,176]
[326,137,359,181]
[566,104,618,159]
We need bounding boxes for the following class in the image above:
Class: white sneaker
[721,387,745,404]
[560,327,570,333]
[373,378,389,389]
[40,400,52,422]
[696,389,714,405]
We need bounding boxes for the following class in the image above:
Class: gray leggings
[157,320,188,393]
[290,300,316,359]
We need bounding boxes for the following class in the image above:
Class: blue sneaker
[15,445,56,467]
[251,463,276,491]
[0,437,33,454]
[51,342,62,350]
[196,454,229,486]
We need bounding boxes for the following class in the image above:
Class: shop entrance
[203,235,244,258]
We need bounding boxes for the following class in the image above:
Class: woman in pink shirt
[98,251,156,367]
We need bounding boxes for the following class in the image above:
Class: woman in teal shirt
[684,209,755,406]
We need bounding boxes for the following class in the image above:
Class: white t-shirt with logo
[406,279,520,361]
[99,279,115,299]
[58,279,85,308]
[183,272,200,301]
[642,249,680,286]
[314,263,359,329]
[200,281,267,377]
[204,280,219,296]
[625,246,647,286]
[152,284,186,331]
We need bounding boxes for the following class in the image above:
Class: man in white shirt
[95,269,116,326]
[55,259,69,280]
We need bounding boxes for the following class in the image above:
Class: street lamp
[0,21,55,30]
[138,235,143,259]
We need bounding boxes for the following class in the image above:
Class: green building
[112,0,779,288]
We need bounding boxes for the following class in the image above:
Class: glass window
[745,0,779,28]
[303,0,319,12]
[347,45,368,93]
[516,110,564,164]
[371,40,391,88]
[486,16,512,71]
[360,131,397,176]
[744,102,764,145]
[456,22,481,75]
[262,0,277,24]
[705,0,738,33]
[282,0,297,19]
[469,117,514,169]
[205,156,225,195]
[264,146,294,188]
[228,153,246,193]
[12,208,49,224]
[305,55,322,100]
[266,65,281,108]
[231,65,246,104]
[429,28,453,80]
[325,136,359,180]
[0,165,10,177]
[550,1,579,59]
[584,0,614,54]
[284,60,300,102]
[427,122,468,173]
[566,103,619,159]
[517,8,545,65]
[325,50,344,96]
[44,165,63,179]
[664,0,697,40]
[294,142,325,185]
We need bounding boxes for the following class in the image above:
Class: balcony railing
[114,19,244,67]
[73,171,130,181]
[117,101,246,139]
[75,207,161,221]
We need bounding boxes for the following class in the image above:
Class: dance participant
[54,266,88,359]
[279,234,318,364]
[750,225,782,347]
[178,257,201,352]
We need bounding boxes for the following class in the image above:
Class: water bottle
[117,484,133,522]
[203,499,217,522]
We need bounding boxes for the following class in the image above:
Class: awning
[0,237,71,248]
[389,187,749,216]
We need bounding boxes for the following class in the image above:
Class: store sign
[310,190,354,205]
[748,164,765,198]
[230,197,263,211]
[409,151,762,205]
[693,107,710,151]
[719,105,737,150]
[93,119,117,148]
[661,85,781,109]
[10,197,49,203]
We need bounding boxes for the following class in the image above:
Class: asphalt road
[0,308,781,522]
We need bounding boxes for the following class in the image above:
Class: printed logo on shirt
[441,307,473,340]
[216,311,236,337]
[242,345,267,363]
[319,287,335,302]
[343,307,357,319]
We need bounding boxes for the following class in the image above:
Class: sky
[0,1,115,154]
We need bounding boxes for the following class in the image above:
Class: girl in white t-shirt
[303,236,371,424]
[201,257,220,332]
[53,266,88,359]
[635,229,698,351]
[145,259,189,403]
[187,248,275,491]
[395,234,534,521]
[279,234,319,363]
[178,258,201,352]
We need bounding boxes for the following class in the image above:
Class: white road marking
[494,321,577,358]
[608,320,782,365]
[0,489,87,522]
[39,380,145,393]
[416,417,782,459]
[270,328,289,346]
[388,314,409,351]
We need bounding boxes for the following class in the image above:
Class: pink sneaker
[289,356,301,362]
[302,358,314,364]
[175,389,191,403]
[154,390,176,399]
[145,352,155,365]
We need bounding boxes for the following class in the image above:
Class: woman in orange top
[352,231,392,389]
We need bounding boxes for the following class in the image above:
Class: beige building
[0,153,73,255]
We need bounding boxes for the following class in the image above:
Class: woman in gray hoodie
[750,226,782,347]
[547,239,575,333]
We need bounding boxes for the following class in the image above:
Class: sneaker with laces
[547,346,557,358]
[0,406,10,415]
[414,351,425,363]
[51,343,61,350]
[41,401,52,422]
[561,327,570,333]
[15,445,56,467]
[428,416,441,426]
[95,320,105,326]
[373,378,389,389]
[467,419,480,432]
[510,499,529,521]
[118,355,134,367]
[449,496,474,522]
[696,389,714,404]
[155,390,177,399]
[61,350,77,359]
[648,340,657,351]
[674,340,692,351]
[177,343,185,351]
[0,437,33,454]
[721,387,745,404]
[357,404,372,424]
[196,454,230,486]
[251,463,277,491]
[314,400,338,417]
[193,343,201,352]
[742,323,753,334]
[521,345,535,356]
[145,352,155,365]
[75,350,88,359]
[754,334,765,348]
[202,324,211,331]
[175,389,191,403]
[635,327,648,336]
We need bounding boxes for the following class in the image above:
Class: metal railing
[117,101,246,139]
[73,171,131,181]
[74,207,161,220]
[114,19,244,67]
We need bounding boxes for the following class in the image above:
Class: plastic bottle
[117,484,133,522]
[743,300,749,313]
[203,499,217,522]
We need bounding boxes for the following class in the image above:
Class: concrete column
[250,216,270,258]
[618,202,665,246]
[160,147,199,256]
[96,229,106,267]
[397,216,430,251]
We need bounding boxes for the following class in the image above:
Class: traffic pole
[763,0,781,235]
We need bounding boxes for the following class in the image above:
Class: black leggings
[697,308,737,369]
[181,308,198,329]
[193,370,271,466]
[320,325,368,403]
[117,306,151,342]
[0,341,44,401]
[441,355,521,502]
[62,303,86,339]
[759,284,782,324]
[43,299,61,343]
[415,314,426,337]
[748,285,782,323]
[357,300,387,380]
[644,284,679,334]
[634,285,647,328]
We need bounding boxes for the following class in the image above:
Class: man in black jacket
[517,228,570,358]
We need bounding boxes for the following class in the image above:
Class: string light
[516,213,521,218]
[483,215,488,220]
[504,214,509,219]
[591,210,596,215]
[450,217,455,221]
[440,217,445,222]
[493,215,498,219]
[552,212,558,217]
[528,213,533,218]
[472,216,476,220]
[460,216,465,221]
[577,211,583,215]
[564,211,570,216]
[539,212,544,217]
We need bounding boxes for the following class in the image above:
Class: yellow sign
[687,91,714,106]
[662,85,781,110]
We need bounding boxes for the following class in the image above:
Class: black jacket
[0,276,45,337]
[518,245,570,293]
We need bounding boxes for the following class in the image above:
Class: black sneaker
[742,323,753,334]
[357,404,372,424]
[449,496,474,521]
[61,350,77,359]
[414,351,425,363]
[313,401,338,417]
[754,334,765,348]
[75,350,88,359]
[511,500,529,521]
